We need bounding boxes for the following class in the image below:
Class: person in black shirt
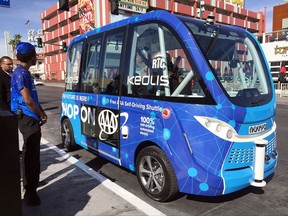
[0,56,13,111]
[106,75,128,95]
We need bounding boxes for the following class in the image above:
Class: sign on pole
[119,0,148,14]
[0,0,10,7]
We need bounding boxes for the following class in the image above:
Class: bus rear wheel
[136,146,178,202]
[61,118,77,151]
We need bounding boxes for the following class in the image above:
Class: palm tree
[8,34,22,57]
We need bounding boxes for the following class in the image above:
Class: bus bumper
[222,140,278,195]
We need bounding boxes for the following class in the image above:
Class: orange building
[41,0,79,80]
[41,0,266,81]
[272,2,288,32]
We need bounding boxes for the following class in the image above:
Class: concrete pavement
[276,95,288,105]
[19,114,163,215]
[21,139,165,216]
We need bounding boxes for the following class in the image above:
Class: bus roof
[70,10,179,46]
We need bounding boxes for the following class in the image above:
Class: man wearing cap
[0,56,13,111]
[11,42,47,206]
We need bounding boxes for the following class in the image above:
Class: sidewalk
[21,139,165,216]
[276,95,288,105]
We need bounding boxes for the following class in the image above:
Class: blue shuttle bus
[61,10,278,201]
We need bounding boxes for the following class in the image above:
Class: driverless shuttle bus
[61,10,278,201]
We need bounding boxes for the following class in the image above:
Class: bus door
[95,30,126,163]
[80,36,102,149]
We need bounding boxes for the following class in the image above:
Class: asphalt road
[38,85,288,216]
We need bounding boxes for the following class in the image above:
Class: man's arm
[20,87,46,121]
[0,79,10,110]
[39,105,47,121]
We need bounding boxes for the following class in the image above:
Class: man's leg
[18,115,41,205]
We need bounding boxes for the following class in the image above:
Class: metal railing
[274,83,288,97]
[255,30,288,44]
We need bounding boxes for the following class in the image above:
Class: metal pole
[251,139,268,187]
[200,0,204,19]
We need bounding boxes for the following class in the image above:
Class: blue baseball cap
[16,42,36,55]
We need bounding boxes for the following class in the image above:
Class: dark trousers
[18,114,41,194]
[279,73,286,83]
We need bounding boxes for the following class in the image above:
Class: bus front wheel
[136,146,178,202]
[61,118,77,151]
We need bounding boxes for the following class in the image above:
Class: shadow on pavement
[185,174,274,203]
[21,145,100,216]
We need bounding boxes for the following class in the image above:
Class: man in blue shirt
[11,42,47,206]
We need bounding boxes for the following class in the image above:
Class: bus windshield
[180,16,273,107]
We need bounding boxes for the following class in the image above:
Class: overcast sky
[0,0,286,56]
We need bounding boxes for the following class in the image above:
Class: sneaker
[24,192,41,206]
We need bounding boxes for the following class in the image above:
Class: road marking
[41,138,166,216]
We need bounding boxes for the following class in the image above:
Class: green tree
[8,34,22,57]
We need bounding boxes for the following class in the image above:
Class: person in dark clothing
[0,56,13,111]
[106,74,128,95]
[11,42,47,206]
[279,61,287,83]
[169,63,191,96]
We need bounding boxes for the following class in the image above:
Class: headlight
[205,120,211,127]
[194,116,276,143]
[226,129,233,139]
[216,124,222,132]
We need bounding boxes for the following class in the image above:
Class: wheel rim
[138,155,165,194]
[62,121,71,146]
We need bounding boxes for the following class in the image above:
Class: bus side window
[100,32,124,95]
[66,42,83,91]
[131,49,150,96]
[106,74,128,95]
[128,23,205,98]
[81,39,101,93]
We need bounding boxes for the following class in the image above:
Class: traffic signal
[110,0,119,15]
[62,41,67,52]
[59,0,69,11]
[37,38,43,48]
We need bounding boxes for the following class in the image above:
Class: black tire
[61,118,77,151]
[136,146,178,202]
